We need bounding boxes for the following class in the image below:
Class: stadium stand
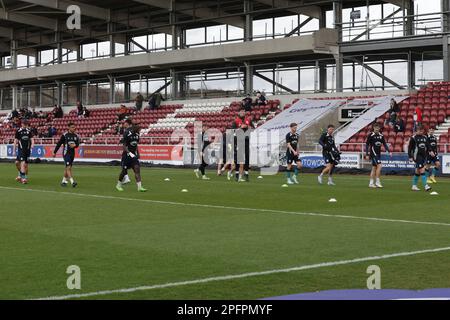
[339,82,450,154]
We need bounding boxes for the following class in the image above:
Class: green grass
[0,163,450,300]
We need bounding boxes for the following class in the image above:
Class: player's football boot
[317,175,323,184]
[291,176,299,184]
[375,183,383,188]
[431,177,437,183]
[72,182,78,188]
[427,178,434,184]
[21,178,28,184]
[287,178,294,185]
[327,179,336,186]
[194,169,200,179]
[227,171,232,181]
[116,184,124,192]
[138,186,148,192]
[411,185,420,191]
[424,185,432,192]
[369,183,376,188]
[61,182,68,187]
[202,176,210,180]
[122,176,131,184]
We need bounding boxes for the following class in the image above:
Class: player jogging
[119,119,132,185]
[14,119,34,184]
[53,122,80,187]
[365,123,391,188]
[285,122,302,185]
[217,130,235,180]
[116,122,147,192]
[194,125,212,180]
[426,127,440,184]
[408,125,432,192]
[318,125,340,186]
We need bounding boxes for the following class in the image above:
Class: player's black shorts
[370,154,382,166]
[16,148,31,163]
[121,153,139,169]
[286,152,300,165]
[427,155,439,164]
[414,155,427,169]
[323,151,338,165]
[63,153,75,167]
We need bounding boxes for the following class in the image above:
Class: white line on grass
[1,185,450,228]
[34,245,450,300]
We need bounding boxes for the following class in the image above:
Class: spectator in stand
[76,101,84,117]
[241,94,253,112]
[255,91,267,106]
[148,92,164,110]
[82,107,90,118]
[31,107,38,118]
[118,104,128,121]
[9,109,19,120]
[53,104,63,118]
[388,111,397,128]
[394,117,405,133]
[135,92,144,112]
[389,98,400,114]
[413,105,422,132]
[48,125,57,137]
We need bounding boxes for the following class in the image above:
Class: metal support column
[333,1,343,92]
[442,0,450,80]
[170,68,178,99]
[407,51,415,90]
[244,0,253,42]
[244,62,253,94]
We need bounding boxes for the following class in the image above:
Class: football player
[285,123,302,184]
[426,127,440,184]
[365,123,391,188]
[194,124,211,180]
[53,122,80,187]
[408,124,432,192]
[318,125,340,186]
[14,119,34,184]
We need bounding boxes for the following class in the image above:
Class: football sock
[286,169,291,178]
[432,168,437,177]
[116,181,122,187]
[412,174,419,186]
[69,178,74,184]
[62,177,67,183]
[294,167,299,176]
[376,178,381,184]
[421,174,427,186]
[427,169,432,177]
[369,179,374,185]
[137,182,142,189]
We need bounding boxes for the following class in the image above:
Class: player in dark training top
[53,122,80,187]
[285,123,302,185]
[116,120,147,192]
[365,123,391,188]
[318,124,340,186]
[408,125,432,192]
[194,124,212,180]
[14,119,34,184]
[426,127,440,184]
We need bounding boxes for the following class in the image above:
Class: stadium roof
[0,0,404,54]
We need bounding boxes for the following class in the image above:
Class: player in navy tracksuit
[318,124,340,186]
[365,123,391,188]
[408,125,432,192]
[14,119,34,184]
[53,122,80,187]
[426,127,440,184]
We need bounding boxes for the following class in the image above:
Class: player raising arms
[365,123,391,188]
[318,125,340,186]
[53,122,80,187]
[408,124,432,192]
[285,122,302,185]
[14,119,34,184]
[116,121,147,192]
[426,127,440,184]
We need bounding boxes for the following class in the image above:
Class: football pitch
[1,163,450,300]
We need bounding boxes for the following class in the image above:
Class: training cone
[329,198,337,203]
[164,178,171,181]
[257,176,263,179]
[181,189,188,193]
[430,191,439,196]
[281,184,288,188]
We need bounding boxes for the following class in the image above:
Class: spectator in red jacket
[414,106,422,132]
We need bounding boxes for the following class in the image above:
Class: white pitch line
[34,245,450,300]
[1,185,450,228]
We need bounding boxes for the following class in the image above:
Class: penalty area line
[1,185,450,228]
[33,245,450,300]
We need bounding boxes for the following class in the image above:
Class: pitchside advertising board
[3,144,184,165]
[299,153,360,169]
[443,155,450,174]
